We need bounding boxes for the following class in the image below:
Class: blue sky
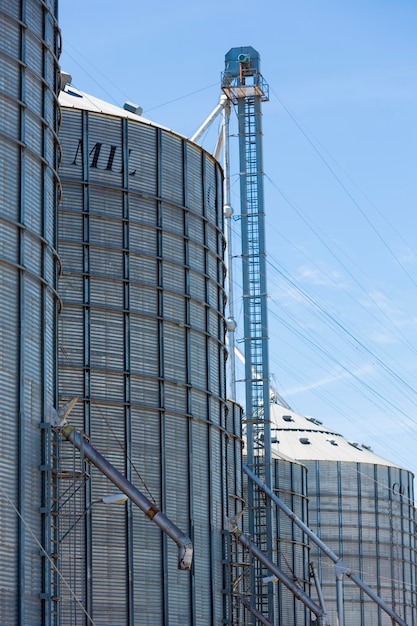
[59,2,417,478]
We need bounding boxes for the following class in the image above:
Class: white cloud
[367,290,403,318]
[298,264,346,288]
[369,330,397,345]
[283,363,374,396]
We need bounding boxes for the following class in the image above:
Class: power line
[269,85,417,291]
[268,257,417,409]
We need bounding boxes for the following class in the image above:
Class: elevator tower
[222,47,273,622]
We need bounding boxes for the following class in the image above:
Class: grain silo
[0,1,61,623]
[271,404,417,626]
[272,449,311,626]
[56,84,236,625]
[223,399,246,624]
[238,440,311,625]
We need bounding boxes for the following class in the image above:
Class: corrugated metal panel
[0,264,19,624]
[160,133,184,205]
[189,268,206,302]
[129,253,158,286]
[272,457,310,626]
[0,1,61,624]
[192,420,212,624]
[186,143,203,210]
[306,460,417,625]
[204,157,218,224]
[87,114,124,187]
[90,214,124,248]
[189,298,206,332]
[162,203,184,234]
[59,209,84,241]
[162,259,185,293]
[0,12,20,55]
[189,330,207,388]
[90,276,124,308]
[58,103,229,625]
[208,337,221,396]
[127,123,157,196]
[188,212,205,242]
[223,401,245,625]
[129,195,158,226]
[163,290,185,320]
[90,245,124,277]
[130,315,159,376]
[89,408,128,621]
[58,110,83,180]
[130,375,160,408]
[130,221,158,255]
[163,323,187,382]
[162,229,185,263]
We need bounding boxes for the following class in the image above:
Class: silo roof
[59,84,172,132]
[270,403,402,468]
[271,447,306,466]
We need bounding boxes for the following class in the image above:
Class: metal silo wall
[272,458,310,626]
[57,105,231,625]
[0,0,61,624]
[306,460,417,626]
[223,400,245,624]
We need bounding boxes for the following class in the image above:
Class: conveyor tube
[60,423,193,570]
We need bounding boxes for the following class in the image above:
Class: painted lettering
[90,142,103,168]
[71,140,137,176]
[71,139,82,166]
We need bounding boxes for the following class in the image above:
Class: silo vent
[66,89,83,99]
[282,415,294,422]
[348,441,362,450]
[306,416,323,426]
[123,101,143,116]
[299,437,311,445]
[362,444,373,451]
[60,71,72,91]
[326,439,338,446]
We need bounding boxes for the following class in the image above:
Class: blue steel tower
[222,47,274,622]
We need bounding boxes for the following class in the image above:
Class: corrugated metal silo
[240,431,311,625]
[57,86,233,625]
[272,405,417,626]
[272,449,310,626]
[223,400,245,624]
[0,1,61,623]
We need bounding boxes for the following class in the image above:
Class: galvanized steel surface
[306,460,417,626]
[271,405,417,625]
[223,400,246,625]
[272,457,311,626]
[60,422,193,570]
[0,0,61,623]
[57,92,234,625]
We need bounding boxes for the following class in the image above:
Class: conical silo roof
[59,84,172,131]
[270,403,403,468]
